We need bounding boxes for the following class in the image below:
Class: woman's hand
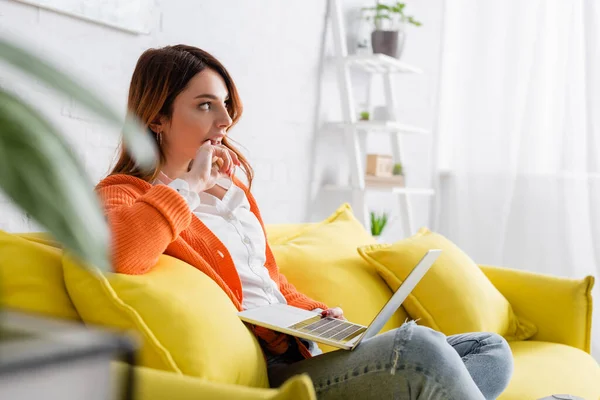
[181,140,239,192]
[321,307,346,320]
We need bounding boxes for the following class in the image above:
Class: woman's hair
[110,44,253,187]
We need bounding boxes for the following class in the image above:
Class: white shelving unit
[323,120,429,135]
[343,53,424,74]
[316,0,435,237]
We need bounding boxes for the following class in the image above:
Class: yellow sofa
[2,224,600,400]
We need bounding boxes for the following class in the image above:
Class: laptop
[238,249,441,351]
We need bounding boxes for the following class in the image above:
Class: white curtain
[435,0,600,361]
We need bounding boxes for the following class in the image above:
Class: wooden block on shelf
[365,174,405,187]
[366,154,393,176]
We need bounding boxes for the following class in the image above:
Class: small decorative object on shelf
[365,157,405,187]
[361,2,422,59]
[370,211,389,240]
[371,105,389,121]
[359,111,371,121]
[366,154,393,177]
[365,155,405,187]
[392,162,404,176]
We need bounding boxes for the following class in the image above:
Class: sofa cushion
[269,203,409,353]
[500,341,600,400]
[358,227,536,340]
[16,232,62,248]
[481,264,595,352]
[114,363,317,400]
[266,223,315,244]
[0,230,79,320]
[63,253,269,388]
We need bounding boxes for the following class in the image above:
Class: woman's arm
[98,184,192,275]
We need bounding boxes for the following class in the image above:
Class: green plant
[0,38,157,271]
[362,2,422,31]
[392,162,404,176]
[370,211,389,236]
[359,111,370,120]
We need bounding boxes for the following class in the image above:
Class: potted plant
[392,162,405,187]
[0,37,151,397]
[392,162,404,176]
[0,38,156,271]
[370,211,389,241]
[362,1,422,59]
[359,110,371,121]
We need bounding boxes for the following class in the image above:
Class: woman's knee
[390,323,486,398]
[394,323,462,372]
[481,333,514,388]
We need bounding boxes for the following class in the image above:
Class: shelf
[364,175,405,187]
[324,184,435,196]
[344,54,423,74]
[323,120,429,135]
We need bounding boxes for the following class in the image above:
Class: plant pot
[371,30,406,59]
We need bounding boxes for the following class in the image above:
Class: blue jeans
[267,322,514,399]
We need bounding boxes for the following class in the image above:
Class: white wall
[0,0,442,238]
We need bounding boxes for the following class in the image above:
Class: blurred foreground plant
[0,38,157,271]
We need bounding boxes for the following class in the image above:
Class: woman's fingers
[212,156,224,170]
[321,307,345,320]
[205,142,240,178]
[210,146,229,174]
[222,149,234,176]
[215,145,240,176]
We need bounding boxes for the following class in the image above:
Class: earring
[156,131,163,146]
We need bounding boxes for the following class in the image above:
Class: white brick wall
[0,0,442,238]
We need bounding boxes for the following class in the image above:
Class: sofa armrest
[480,265,594,352]
[111,363,316,400]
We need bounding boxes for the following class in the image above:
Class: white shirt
[154,173,323,356]
[156,174,287,311]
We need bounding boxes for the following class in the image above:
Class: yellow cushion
[16,232,62,248]
[481,264,595,352]
[0,230,79,320]
[499,341,600,400]
[62,253,269,388]
[358,227,536,340]
[266,223,315,244]
[270,203,409,353]
[113,363,316,400]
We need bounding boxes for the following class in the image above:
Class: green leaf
[376,4,392,11]
[0,89,110,271]
[395,3,406,13]
[0,38,157,171]
[407,16,422,26]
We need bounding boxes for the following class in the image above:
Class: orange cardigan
[96,174,327,357]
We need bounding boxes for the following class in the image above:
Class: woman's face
[160,68,233,161]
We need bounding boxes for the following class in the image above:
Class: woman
[98,44,513,399]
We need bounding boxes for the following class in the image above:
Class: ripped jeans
[266,322,514,400]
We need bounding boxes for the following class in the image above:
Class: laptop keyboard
[288,316,367,343]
